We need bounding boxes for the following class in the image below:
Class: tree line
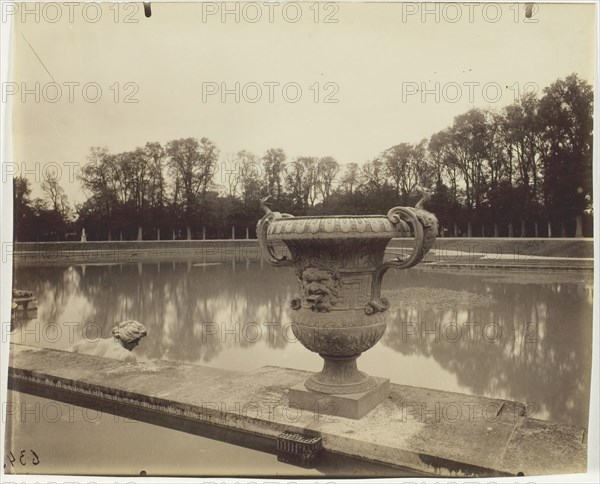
[14,74,593,241]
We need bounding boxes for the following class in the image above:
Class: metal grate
[276,431,323,468]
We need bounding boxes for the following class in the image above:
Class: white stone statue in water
[69,320,147,363]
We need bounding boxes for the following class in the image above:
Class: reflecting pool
[11,260,593,428]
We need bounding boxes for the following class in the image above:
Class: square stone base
[289,377,390,420]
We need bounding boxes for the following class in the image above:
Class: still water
[11,260,593,428]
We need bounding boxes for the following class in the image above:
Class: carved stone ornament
[257,190,438,395]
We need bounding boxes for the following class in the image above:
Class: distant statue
[12,289,33,299]
[12,289,36,310]
[69,320,147,363]
[81,228,87,242]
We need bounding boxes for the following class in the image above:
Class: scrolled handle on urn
[256,196,295,267]
[366,186,439,315]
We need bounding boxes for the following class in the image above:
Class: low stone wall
[10,238,593,267]
[11,240,263,265]
[7,344,587,477]
[389,237,593,258]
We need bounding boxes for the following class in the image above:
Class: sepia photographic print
[0,1,598,482]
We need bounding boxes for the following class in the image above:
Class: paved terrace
[7,344,588,477]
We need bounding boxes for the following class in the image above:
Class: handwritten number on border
[4,450,39,468]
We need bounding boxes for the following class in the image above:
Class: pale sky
[8,1,597,204]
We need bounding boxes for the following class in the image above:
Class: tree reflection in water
[382,269,592,429]
[12,262,592,428]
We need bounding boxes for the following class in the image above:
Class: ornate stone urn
[257,191,437,418]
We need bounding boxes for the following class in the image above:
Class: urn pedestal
[257,196,437,419]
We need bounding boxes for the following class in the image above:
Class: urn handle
[366,190,438,314]
[256,198,295,267]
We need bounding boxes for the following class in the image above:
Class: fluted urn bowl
[257,198,437,395]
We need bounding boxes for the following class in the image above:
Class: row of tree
[14,74,593,241]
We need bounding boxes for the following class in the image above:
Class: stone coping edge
[6,344,588,478]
